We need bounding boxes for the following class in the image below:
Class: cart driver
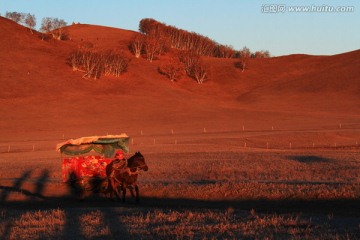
[107,150,127,178]
[113,150,127,167]
[105,150,127,195]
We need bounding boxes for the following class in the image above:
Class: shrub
[158,58,183,82]
[69,49,129,79]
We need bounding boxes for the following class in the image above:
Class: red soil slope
[1,17,359,141]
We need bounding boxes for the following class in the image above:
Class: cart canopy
[56,134,129,157]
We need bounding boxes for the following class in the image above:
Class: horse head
[128,151,148,172]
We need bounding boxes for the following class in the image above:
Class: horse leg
[122,184,127,203]
[128,185,135,198]
[78,191,85,201]
[102,179,112,200]
[113,182,122,201]
[109,180,116,201]
[135,185,140,203]
[109,178,122,201]
[106,179,113,200]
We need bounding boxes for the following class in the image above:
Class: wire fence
[1,125,359,154]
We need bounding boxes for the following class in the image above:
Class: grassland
[1,129,359,239]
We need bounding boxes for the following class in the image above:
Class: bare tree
[69,49,129,79]
[138,18,232,58]
[191,62,208,84]
[178,50,200,75]
[40,17,53,40]
[5,12,37,34]
[40,17,67,40]
[178,50,209,84]
[24,13,36,33]
[253,50,271,58]
[214,44,235,58]
[234,46,251,72]
[130,34,144,58]
[235,58,248,72]
[5,11,23,23]
[52,18,67,40]
[139,18,160,35]
[158,58,183,82]
[143,35,159,62]
[239,46,251,59]
[103,51,129,77]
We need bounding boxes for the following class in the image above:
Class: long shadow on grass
[0,170,32,203]
[288,155,333,163]
[2,195,359,216]
[1,169,358,216]
[0,170,49,203]
[0,170,131,240]
[1,169,359,239]
[140,197,360,216]
[1,183,359,238]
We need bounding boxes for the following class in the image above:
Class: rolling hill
[1,16,359,141]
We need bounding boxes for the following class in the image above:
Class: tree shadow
[0,170,32,203]
[0,211,13,240]
[0,169,130,240]
[32,169,49,200]
[65,172,109,200]
[102,208,132,239]
[138,197,360,216]
[61,208,83,239]
[288,155,333,163]
[1,169,360,239]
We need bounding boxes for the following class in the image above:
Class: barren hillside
[1,17,359,141]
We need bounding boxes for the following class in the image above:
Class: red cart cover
[62,155,112,182]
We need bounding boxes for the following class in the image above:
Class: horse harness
[108,158,146,184]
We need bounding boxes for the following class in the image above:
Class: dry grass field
[1,128,359,239]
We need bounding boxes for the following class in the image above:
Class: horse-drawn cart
[56,134,148,202]
[56,134,130,199]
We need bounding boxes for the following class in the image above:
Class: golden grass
[1,209,64,239]
[1,207,359,239]
[1,132,359,239]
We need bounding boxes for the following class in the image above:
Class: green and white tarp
[56,134,129,158]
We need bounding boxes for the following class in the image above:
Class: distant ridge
[1,16,359,113]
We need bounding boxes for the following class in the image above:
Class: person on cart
[105,150,127,194]
[114,150,127,168]
[108,150,127,176]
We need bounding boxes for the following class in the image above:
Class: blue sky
[1,0,359,56]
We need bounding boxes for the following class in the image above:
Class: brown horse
[106,151,148,203]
